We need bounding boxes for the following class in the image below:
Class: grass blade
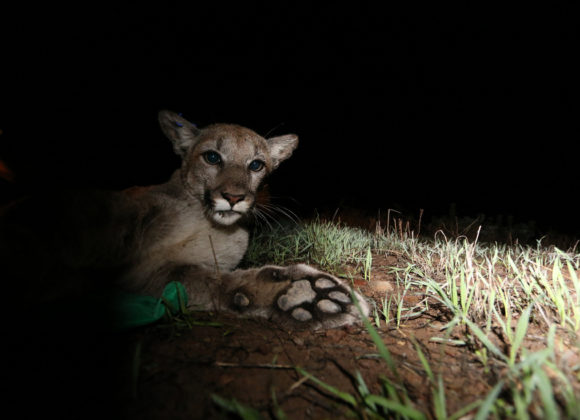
[296,367,357,406]
[510,304,532,365]
[411,336,446,419]
[535,368,558,419]
[434,375,447,420]
[514,348,552,372]
[474,380,504,420]
[211,394,263,420]
[464,318,508,362]
[364,395,426,420]
[448,399,483,420]
[270,387,287,420]
[411,337,434,382]
[352,291,398,376]
[464,317,508,363]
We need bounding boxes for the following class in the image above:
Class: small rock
[292,336,305,346]
[372,280,393,293]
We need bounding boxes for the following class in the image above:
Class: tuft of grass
[244,218,378,277]
[244,216,580,418]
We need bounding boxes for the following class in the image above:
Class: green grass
[244,218,377,277]
[241,217,580,419]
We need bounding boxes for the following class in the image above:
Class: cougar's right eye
[203,151,221,165]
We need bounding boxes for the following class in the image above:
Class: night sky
[1,4,578,237]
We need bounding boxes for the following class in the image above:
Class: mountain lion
[0,111,369,329]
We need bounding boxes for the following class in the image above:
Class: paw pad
[317,299,341,313]
[277,280,316,310]
[315,278,336,289]
[329,291,350,303]
[291,307,313,321]
[277,275,354,322]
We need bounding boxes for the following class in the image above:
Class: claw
[233,292,250,307]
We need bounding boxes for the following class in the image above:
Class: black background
[1,3,578,237]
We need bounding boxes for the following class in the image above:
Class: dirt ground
[127,257,498,419]
[7,251,576,420]
[122,254,578,419]
[3,257,473,419]
[122,317,482,419]
[113,259,493,419]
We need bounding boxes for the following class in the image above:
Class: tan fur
[0,111,369,329]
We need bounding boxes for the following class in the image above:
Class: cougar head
[159,110,298,226]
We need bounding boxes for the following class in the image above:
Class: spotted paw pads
[276,277,352,322]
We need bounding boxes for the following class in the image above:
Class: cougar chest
[156,204,249,272]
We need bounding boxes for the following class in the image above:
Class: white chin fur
[212,211,242,225]
[211,198,250,225]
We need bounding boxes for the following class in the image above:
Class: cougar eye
[248,160,265,172]
[203,151,221,165]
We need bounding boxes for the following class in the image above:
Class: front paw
[273,264,370,329]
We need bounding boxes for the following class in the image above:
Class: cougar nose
[222,192,245,206]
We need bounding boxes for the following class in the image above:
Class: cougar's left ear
[158,110,201,157]
[267,134,299,169]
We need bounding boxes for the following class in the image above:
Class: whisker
[255,206,288,228]
[259,207,286,229]
[263,122,285,138]
[257,203,300,225]
[252,208,275,231]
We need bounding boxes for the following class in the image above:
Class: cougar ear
[267,134,299,169]
[158,110,201,157]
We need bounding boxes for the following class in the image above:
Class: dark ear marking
[174,113,197,128]
[158,110,201,157]
[175,112,184,127]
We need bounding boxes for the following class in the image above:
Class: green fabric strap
[111,281,188,330]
